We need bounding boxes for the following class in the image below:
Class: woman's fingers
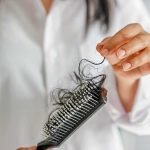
[121,48,150,71]
[138,62,150,76]
[116,33,150,59]
[97,23,150,80]
[126,62,150,77]
[105,33,150,65]
[97,23,144,58]
[113,62,150,80]
[97,37,111,46]
[96,37,111,55]
[16,146,37,150]
[102,23,144,52]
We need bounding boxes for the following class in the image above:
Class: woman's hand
[96,23,150,112]
[16,146,36,150]
[97,23,150,80]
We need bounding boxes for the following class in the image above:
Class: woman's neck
[41,0,53,13]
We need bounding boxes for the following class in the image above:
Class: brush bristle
[37,59,107,150]
[37,81,107,149]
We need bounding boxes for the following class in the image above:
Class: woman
[0,0,150,150]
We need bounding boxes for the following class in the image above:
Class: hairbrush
[37,59,107,150]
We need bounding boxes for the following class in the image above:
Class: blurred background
[143,0,150,10]
[0,0,150,150]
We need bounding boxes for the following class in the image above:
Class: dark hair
[86,0,110,31]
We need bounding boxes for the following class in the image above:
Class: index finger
[102,23,144,53]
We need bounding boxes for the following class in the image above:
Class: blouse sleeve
[104,64,150,135]
[103,0,150,136]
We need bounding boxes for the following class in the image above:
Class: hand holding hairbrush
[37,59,107,150]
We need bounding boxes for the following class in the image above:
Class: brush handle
[37,146,45,150]
[37,140,52,150]
[37,145,49,150]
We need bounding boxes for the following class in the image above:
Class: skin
[16,146,37,150]
[96,23,150,112]
[41,0,53,13]
[17,1,150,150]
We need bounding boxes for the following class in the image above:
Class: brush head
[37,59,107,150]
[37,81,107,150]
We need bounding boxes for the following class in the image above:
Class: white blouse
[0,0,150,150]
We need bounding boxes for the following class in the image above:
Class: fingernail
[117,49,126,58]
[100,48,108,56]
[96,43,104,51]
[122,62,132,71]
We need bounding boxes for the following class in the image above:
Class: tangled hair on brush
[37,58,107,150]
[49,58,106,116]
